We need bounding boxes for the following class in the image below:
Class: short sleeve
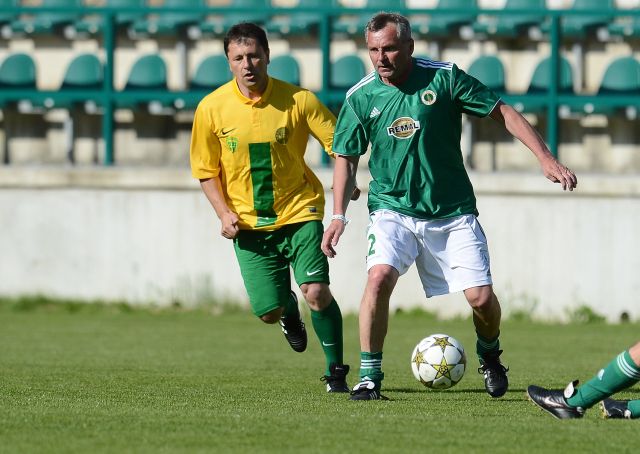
[190,102,221,180]
[303,91,337,158]
[451,64,500,118]
[333,98,369,156]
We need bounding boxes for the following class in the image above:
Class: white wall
[0,167,638,322]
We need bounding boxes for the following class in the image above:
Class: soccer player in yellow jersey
[190,22,354,392]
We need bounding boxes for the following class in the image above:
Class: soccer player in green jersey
[190,22,358,392]
[321,12,578,400]
[528,340,640,419]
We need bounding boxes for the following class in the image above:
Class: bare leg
[464,285,501,339]
[359,264,399,352]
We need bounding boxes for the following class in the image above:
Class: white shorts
[365,210,493,297]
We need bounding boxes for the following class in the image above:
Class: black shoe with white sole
[278,292,307,353]
[527,380,585,419]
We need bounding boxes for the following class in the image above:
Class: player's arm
[321,154,359,258]
[199,177,240,240]
[489,101,577,191]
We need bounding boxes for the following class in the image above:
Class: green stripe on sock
[476,331,500,359]
[568,350,640,409]
[360,351,384,385]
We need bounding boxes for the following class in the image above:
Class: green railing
[0,6,639,165]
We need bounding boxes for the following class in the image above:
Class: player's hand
[350,186,361,201]
[321,221,346,258]
[541,157,578,191]
[221,212,240,239]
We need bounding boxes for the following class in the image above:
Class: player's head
[224,22,270,58]
[224,23,270,96]
[365,12,414,85]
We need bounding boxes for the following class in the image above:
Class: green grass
[1,299,638,453]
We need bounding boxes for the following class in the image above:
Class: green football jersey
[333,57,500,219]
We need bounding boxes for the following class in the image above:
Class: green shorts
[233,220,330,317]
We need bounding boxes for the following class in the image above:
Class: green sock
[359,351,384,386]
[476,331,500,360]
[567,350,640,409]
[282,292,298,318]
[627,400,640,419]
[310,299,343,376]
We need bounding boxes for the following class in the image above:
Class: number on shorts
[367,233,376,256]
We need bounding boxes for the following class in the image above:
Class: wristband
[331,214,350,225]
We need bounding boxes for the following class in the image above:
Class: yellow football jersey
[190,77,335,230]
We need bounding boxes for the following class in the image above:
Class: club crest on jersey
[226,136,238,153]
[421,90,437,105]
[275,127,289,144]
[387,117,421,139]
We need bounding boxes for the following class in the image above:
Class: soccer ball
[410,333,466,390]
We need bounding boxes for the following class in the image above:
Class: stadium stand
[266,0,325,36]
[0,52,36,91]
[333,0,406,36]
[607,14,640,40]
[0,0,18,29]
[192,0,270,38]
[331,54,366,91]
[540,0,615,40]
[129,0,205,38]
[580,56,640,119]
[1,0,83,38]
[65,0,146,39]
[471,0,546,40]
[412,0,477,39]
[269,55,301,86]
[189,54,231,91]
[119,53,174,115]
[467,55,506,93]
[513,55,574,115]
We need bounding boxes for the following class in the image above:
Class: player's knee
[367,265,398,295]
[301,283,332,311]
[465,286,495,311]
[260,307,284,324]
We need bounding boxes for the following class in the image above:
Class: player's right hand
[221,212,240,239]
[321,221,345,258]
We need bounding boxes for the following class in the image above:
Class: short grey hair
[365,12,412,41]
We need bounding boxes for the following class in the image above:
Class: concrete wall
[1,167,638,322]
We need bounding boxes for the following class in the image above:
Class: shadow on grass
[385,387,527,394]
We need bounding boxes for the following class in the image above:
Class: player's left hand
[541,157,578,191]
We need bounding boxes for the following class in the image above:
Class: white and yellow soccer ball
[410,333,466,390]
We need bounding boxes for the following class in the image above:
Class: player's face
[227,37,270,98]
[366,23,414,85]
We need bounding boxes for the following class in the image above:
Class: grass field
[1,298,638,453]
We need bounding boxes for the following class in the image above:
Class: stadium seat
[67,0,147,38]
[0,0,18,28]
[413,0,477,39]
[331,55,366,90]
[467,55,506,93]
[1,0,83,38]
[193,0,271,37]
[583,57,640,119]
[607,15,640,40]
[0,53,36,89]
[513,55,574,114]
[189,54,231,90]
[471,0,546,39]
[61,54,103,90]
[269,55,300,86]
[120,54,173,114]
[540,0,614,40]
[129,0,205,38]
[0,53,38,113]
[266,0,326,36]
[333,0,406,36]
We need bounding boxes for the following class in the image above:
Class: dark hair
[223,23,270,57]
[365,12,412,41]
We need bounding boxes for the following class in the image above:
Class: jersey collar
[232,76,274,106]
